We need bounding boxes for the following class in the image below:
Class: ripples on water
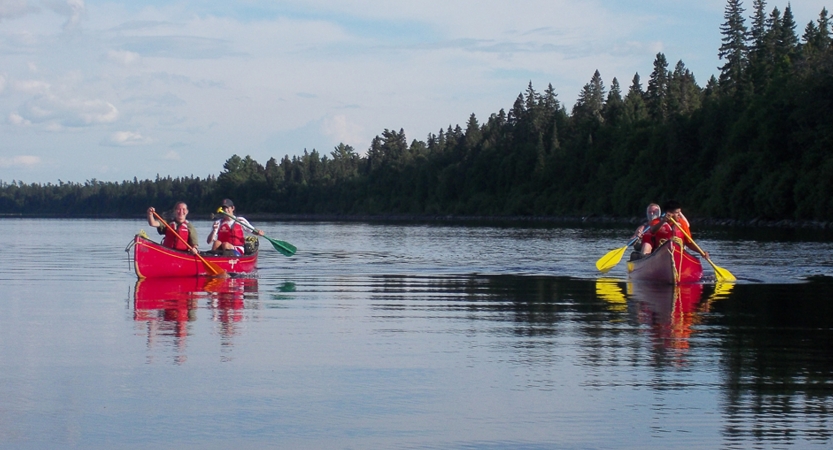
[0,218,832,448]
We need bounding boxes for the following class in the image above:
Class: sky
[1,0,830,184]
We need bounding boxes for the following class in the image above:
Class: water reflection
[124,272,832,447]
[629,282,705,352]
[595,279,735,353]
[132,276,259,362]
[594,277,833,446]
[709,279,833,447]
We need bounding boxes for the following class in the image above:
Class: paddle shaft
[214,210,296,256]
[666,216,705,256]
[215,210,260,235]
[152,210,225,276]
[667,216,735,281]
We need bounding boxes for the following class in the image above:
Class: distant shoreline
[1,212,830,230]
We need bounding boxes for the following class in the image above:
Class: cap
[221,199,234,208]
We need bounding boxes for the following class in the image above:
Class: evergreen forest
[2,0,832,223]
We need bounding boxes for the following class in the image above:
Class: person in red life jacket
[640,200,708,259]
[206,199,264,256]
[146,202,199,254]
[629,203,661,261]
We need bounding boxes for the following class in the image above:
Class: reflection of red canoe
[132,235,257,278]
[134,276,206,307]
[629,282,704,317]
[133,276,258,309]
[626,240,703,284]
[133,277,202,323]
[133,276,259,341]
[629,282,705,351]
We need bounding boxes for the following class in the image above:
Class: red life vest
[649,222,685,248]
[217,220,245,247]
[162,221,191,251]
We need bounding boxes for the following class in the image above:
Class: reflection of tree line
[372,274,833,446]
[132,277,260,363]
[708,279,833,446]
[595,277,833,446]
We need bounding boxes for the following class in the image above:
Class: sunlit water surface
[1,218,832,449]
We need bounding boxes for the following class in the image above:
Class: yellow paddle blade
[596,246,627,272]
[709,260,736,282]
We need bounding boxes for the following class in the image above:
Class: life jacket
[162,221,191,251]
[217,220,245,247]
[678,214,692,238]
[651,222,686,248]
[634,217,661,249]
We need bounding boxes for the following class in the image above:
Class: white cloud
[11,90,118,129]
[322,115,364,148]
[13,79,50,94]
[106,49,140,66]
[42,0,86,31]
[8,112,31,126]
[0,155,41,168]
[163,150,180,160]
[0,0,35,22]
[103,130,151,146]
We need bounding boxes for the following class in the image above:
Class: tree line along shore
[2,1,832,227]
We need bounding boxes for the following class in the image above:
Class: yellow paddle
[596,231,644,273]
[667,217,736,282]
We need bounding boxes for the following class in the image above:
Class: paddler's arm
[147,207,161,228]
[187,223,199,249]
[146,207,166,235]
[207,220,219,244]
[238,217,265,236]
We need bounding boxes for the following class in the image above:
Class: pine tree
[603,77,624,124]
[747,0,770,91]
[623,73,648,123]
[573,70,606,123]
[718,0,749,94]
[780,5,799,49]
[818,8,831,49]
[464,113,481,153]
[646,53,670,120]
[749,0,769,49]
[668,60,702,116]
[508,93,525,125]
[543,84,560,114]
[803,21,821,50]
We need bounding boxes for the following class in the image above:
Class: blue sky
[1,0,830,183]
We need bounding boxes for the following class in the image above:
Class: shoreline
[1,212,830,230]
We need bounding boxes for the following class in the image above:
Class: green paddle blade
[596,246,627,273]
[265,235,296,257]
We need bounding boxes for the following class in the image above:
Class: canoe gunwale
[626,239,703,285]
[132,235,257,278]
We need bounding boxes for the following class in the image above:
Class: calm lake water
[1,218,832,449]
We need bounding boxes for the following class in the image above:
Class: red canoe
[626,239,703,284]
[131,235,257,278]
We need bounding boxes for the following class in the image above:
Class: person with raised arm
[206,199,264,256]
[146,201,199,254]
